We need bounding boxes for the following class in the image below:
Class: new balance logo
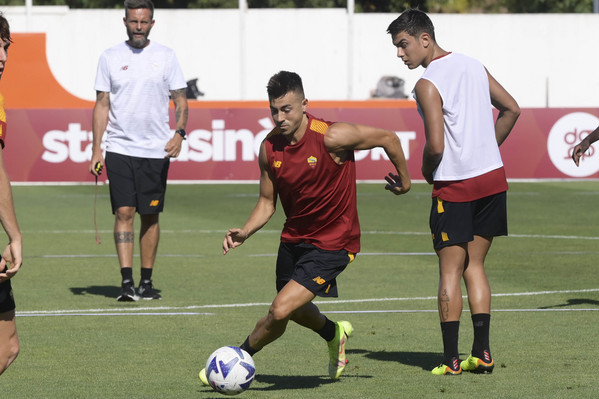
[313,276,326,285]
[149,200,160,207]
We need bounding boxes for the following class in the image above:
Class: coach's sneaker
[431,357,462,375]
[116,280,138,302]
[198,368,209,386]
[460,351,494,374]
[327,320,354,379]
[138,280,162,300]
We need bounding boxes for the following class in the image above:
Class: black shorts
[106,152,170,215]
[429,191,507,250]
[275,242,355,298]
[0,265,16,313]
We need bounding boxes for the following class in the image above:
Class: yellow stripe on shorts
[437,197,445,214]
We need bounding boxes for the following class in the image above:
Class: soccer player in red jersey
[0,13,23,376]
[199,70,410,384]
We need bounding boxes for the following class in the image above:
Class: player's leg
[139,214,159,270]
[138,213,161,299]
[461,235,495,373]
[431,243,467,375]
[247,280,316,351]
[437,243,467,322]
[464,236,492,314]
[0,309,19,375]
[429,198,473,375]
[114,206,136,268]
[290,301,326,330]
[285,244,354,379]
[200,287,303,389]
[105,152,139,301]
[134,157,169,300]
[114,206,137,301]
[460,193,506,373]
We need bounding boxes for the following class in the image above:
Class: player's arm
[0,148,22,282]
[572,125,599,166]
[223,142,277,254]
[414,78,444,185]
[90,90,110,176]
[487,69,520,147]
[324,122,411,195]
[164,88,189,158]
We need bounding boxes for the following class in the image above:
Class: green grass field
[2,181,598,398]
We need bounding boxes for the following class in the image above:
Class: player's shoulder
[104,41,128,53]
[146,41,177,55]
[307,114,333,136]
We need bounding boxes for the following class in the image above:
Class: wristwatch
[175,129,186,140]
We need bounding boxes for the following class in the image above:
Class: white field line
[22,228,599,240]
[324,308,599,314]
[18,312,214,317]
[16,288,599,317]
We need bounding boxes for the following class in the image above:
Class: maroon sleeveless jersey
[264,114,360,253]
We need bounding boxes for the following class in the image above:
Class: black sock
[240,336,259,356]
[120,267,133,284]
[440,321,460,365]
[140,268,153,284]
[471,313,491,359]
[316,318,336,342]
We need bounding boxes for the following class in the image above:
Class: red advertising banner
[2,34,599,183]
[4,106,599,183]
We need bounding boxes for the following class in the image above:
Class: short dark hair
[124,0,154,19]
[266,71,305,100]
[387,9,435,42]
[0,13,12,45]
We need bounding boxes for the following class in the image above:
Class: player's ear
[302,98,308,113]
[420,32,432,48]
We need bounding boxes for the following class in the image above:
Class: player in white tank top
[388,9,520,376]
[417,52,504,181]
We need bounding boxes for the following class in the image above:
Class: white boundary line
[18,312,214,317]
[324,308,599,314]
[16,288,599,317]
[22,229,599,242]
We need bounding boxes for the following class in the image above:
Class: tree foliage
[26,0,597,13]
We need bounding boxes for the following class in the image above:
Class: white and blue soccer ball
[205,346,256,396]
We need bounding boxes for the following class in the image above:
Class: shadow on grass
[70,285,128,298]
[538,298,599,309]
[353,348,439,371]
[195,375,337,394]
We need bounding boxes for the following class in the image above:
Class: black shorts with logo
[0,265,16,313]
[106,152,170,215]
[429,191,507,250]
[275,242,355,298]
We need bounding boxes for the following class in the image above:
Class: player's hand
[164,134,184,158]
[223,228,249,255]
[572,141,589,167]
[384,172,410,195]
[0,241,22,283]
[89,154,104,176]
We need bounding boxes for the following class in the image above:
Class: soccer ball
[205,346,256,396]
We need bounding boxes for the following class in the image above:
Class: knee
[0,339,19,374]
[115,207,136,223]
[267,303,291,324]
[8,339,19,364]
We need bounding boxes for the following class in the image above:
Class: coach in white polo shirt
[89,0,188,302]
